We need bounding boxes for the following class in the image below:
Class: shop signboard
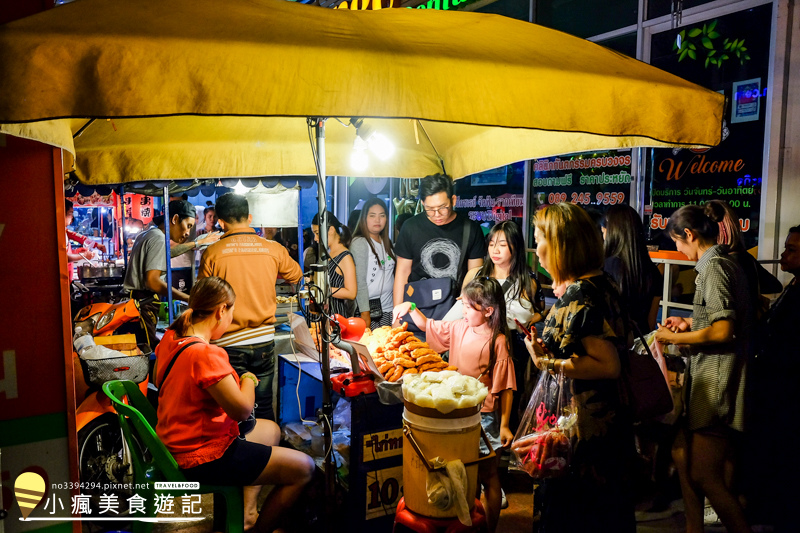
[646,4,772,249]
[530,151,632,212]
[453,162,525,231]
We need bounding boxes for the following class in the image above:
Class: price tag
[365,465,403,520]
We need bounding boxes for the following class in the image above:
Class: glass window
[647,0,718,21]
[536,0,637,39]
[596,32,637,58]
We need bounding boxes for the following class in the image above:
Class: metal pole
[313,118,336,519]
[298,187,305,273]
[163,187,174,323]
[119,186,129,269]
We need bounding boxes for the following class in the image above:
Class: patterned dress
[328,250,357,318]
[686,245,752,432]
[538,273,635,533]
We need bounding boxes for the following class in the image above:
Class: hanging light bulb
[233,180,250,195]
[351,136,369,171]
[366,132,395,161]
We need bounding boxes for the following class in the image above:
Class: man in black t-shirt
[393,173,485,306]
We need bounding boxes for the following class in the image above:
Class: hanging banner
[646,4,772,249]
[246,183,300,228]
[66,190,116,206]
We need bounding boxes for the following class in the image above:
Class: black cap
[168,200,196,220]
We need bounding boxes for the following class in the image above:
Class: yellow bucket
[402,401,495,519]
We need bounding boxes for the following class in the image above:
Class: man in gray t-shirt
[123,200,219,349]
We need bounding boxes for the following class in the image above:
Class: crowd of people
[69,171,800,532]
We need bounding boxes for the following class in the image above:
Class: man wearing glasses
[393,173,485,313]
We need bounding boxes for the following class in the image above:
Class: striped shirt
[329,250,357,318]
[687,245,752,432]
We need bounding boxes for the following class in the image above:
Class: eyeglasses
[424,203,451,217]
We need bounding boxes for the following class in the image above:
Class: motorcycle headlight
[96,311,113,331]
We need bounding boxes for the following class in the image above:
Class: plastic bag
[510,368,575,479]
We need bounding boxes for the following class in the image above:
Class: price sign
[365,465,403,520]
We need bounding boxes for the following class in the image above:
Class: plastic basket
[79,344,151,387]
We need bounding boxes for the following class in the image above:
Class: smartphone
[514,319,532,340]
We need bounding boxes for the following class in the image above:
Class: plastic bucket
[402,401,484,518]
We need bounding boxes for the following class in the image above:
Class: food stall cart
[0,0,725,529]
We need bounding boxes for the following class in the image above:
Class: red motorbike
[72,297,153,508]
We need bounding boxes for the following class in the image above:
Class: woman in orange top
[155,277,314,533]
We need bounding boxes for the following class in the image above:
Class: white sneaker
[703,504,721,525]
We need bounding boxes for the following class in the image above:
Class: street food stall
[0,0,725,530]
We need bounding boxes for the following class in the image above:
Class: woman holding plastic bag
[513,203,635,533]
[654,205,753,533]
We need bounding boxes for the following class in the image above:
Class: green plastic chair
[102,380,244,533]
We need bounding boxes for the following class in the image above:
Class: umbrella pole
[312,118,336,521]
[163,187,174,323]
[119,186,129,269]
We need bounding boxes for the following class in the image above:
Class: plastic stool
[393,497,488,533]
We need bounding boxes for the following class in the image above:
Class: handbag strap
[157,340,202,394]
[455,220,471,285]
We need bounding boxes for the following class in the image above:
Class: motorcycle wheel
[78,412,144,527]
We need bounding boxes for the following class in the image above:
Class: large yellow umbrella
[0,0,723,184]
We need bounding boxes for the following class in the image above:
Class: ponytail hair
[169,277,236,337]
[462,277,510,378]
[312,212,352,248]
[667,204,719,244]
[704,199,745,253]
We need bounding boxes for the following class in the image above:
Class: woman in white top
[351,198,396,329]
[463,221,544,429]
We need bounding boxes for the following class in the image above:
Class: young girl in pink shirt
[393,277,515,533]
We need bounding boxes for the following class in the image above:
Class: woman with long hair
[602,204,663,332]
[311,213,358,318]
[351,198,396,329]
[655,204,753,533]
[155,277,315,533]
[522,202,635,533]
[463,221,543,428]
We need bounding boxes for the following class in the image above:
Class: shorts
[479,411,502,455]
[181,438,272,486]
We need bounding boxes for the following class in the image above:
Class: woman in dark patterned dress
[655,205,752,533]
[524,203,635,533]
[311,213,358,318]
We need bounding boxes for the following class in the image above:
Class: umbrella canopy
[0,0,724,183]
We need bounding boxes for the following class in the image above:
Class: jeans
[224,340,276,421]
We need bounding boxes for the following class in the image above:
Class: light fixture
[349,118,395,170]
[233,180,250,195]
[350,136,369,171]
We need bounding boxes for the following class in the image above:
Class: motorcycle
[72,296,153,514]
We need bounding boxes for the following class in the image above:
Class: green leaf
[689,43,697,50]
[744,54,751,60]
[708,19,718,32]
[710,58,718,66]
[679,48,688,61]
[720,54,729,60]
[688,28,702,37]
[732,39,739,48]
[688,49,696,60]
[723,38,729,45]
[705,57,710,68]
[724,43,732,50]
[740,46,747,51]
[708,50,716,56]
[702,23,708,34]
[702,37,714,49]
[735,50,741,57]
[680,30,686,39]
[673,41,678,50]
[708,31,720,39]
